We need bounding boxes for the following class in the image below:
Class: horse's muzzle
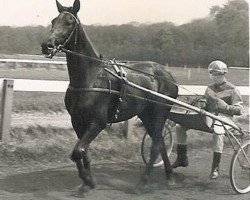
[41,42,54,55]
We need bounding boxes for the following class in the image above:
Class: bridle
[46,11,80,59]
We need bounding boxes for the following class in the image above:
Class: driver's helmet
[208,60,228,75]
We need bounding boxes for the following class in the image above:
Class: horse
[41,0,178,193]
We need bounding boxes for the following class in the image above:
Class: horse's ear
[73,0,80,14]
[56,0,64,13]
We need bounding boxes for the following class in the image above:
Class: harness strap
[62,11,80,24]
[68,86,119,94]
[67,86,175,108]
[114,80,127,119]
[108,59,128,119]
[110,59,120,74]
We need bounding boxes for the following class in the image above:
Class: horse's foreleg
[71,143,94,188]
[71,121,106,189]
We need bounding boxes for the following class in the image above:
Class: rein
[46,12,201,97]
[60,47,201,97]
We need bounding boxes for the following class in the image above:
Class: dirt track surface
[0,148,249,200]
[11,112,72,128]
[0,112,249,200]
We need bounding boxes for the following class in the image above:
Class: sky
[0,0,230,27]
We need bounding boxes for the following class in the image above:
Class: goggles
[209,70,226,76]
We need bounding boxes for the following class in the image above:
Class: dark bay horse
[41,0,178,193]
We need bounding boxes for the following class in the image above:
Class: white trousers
[175,115,235,153]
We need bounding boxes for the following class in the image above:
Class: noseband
[47,11,80,58]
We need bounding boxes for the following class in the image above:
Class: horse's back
[126,61,178,98]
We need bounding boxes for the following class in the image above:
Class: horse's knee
[71,147,86,162]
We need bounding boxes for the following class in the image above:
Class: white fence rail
[0,58,66,65]
[0,78,249,140]
[0,78,249,95]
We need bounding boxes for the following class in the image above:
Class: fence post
[0,79,14,140]
[187,68,191,80]
[197,65,201,72]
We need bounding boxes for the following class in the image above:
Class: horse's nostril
[41,42,54,55]
[47,44,54,49]
[41,43,46,48]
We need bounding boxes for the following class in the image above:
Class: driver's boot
[210,152,221,179]
[172,144,188,168]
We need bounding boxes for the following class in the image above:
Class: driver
[172,60,243,179]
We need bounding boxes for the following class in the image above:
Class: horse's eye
[66,21,72,25]
[66,19,74,26]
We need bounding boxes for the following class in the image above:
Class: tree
[214,0,249,66]
[0,0,248,68]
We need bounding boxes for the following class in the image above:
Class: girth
[109,60,127,119]
[68,60,128,119]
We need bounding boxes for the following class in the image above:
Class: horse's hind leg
[139,111,174,186]
[141,132,160,184]
[158,131,175,184]
[138,113,164,184]
[154,116,174,183]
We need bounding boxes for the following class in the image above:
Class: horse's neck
[77,27,99,57]
[66,25,101,88]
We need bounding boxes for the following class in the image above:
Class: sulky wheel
[230,139,250,194]
[141,120,175,167]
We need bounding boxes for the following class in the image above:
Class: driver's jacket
[204,80,243,133]
[205,81,243,115]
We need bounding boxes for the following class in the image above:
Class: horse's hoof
[85,176,96,189]
[167,174,176,186]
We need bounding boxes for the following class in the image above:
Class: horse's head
[41,0,80,56]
